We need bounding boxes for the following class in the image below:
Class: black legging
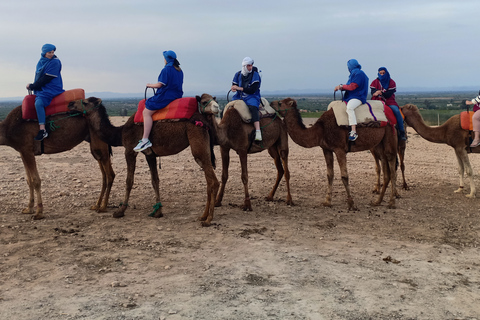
[247,105,259,122]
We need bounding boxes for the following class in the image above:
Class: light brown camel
[197,95,293,211]
[372,135,408,195]
[270,98,398,210]
[0,106,115,219]
[68,95,220,226]
[401,103,476,197]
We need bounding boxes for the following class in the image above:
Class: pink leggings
[474,110,480,132]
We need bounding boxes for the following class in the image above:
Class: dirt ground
[1,117,479,320]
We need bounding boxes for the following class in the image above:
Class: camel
[68,95,220,226]
[400,103,476,197]
[270,98,398,210]
[372,135,408,195]
[0,106,115,219]
[197,95,293,211]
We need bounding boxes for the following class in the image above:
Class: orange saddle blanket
[460,111,474,131]
[134,97,198,123]
[22,88,85,120]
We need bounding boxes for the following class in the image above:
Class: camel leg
[238,151,252,211]
[190,145,219,226]
[89,142,115,212]
[215,146,230,207]
[265,147,284,201]
[371,152,382,194]
[145,153,162,217]
[322,149,334,208]
[280,148,293,205]
[386,154,398,208]
[114,150,138,218]
[455,149,475,198]
[335,151,357,210]
[398,140,409,191]
[20,153,44,219]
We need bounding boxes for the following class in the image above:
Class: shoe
[348,131,358,141]
[470,140,480,148]
[133,139,152,152]
[34,129,48,141]
[255,130,262,141]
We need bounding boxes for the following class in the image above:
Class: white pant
[346,98,362,126]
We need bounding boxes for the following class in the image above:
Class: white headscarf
[241,56,254,76]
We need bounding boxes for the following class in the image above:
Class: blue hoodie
[344,59,369,104]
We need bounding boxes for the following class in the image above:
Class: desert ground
[0,117,479,320]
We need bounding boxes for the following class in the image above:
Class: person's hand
[26,84,32,90]
[466,100,474,105]
[373,90,382,97]
[334,85,342,91]
[231,85,242,92]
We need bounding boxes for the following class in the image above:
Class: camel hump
[22,88,85,121]
[327,100,388,127]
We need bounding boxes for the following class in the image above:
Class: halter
[198,99,214,113]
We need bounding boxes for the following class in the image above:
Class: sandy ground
[0,117,479,320]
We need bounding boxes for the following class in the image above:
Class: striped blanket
[22,88,85,120]
[134,97,198,123]
[327,100,389,127]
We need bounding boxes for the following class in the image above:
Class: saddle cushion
[134,97,198,123]
[22,88,85,120]
[327,100,389,126]
[460,111,474,131]
[224,98,276,123]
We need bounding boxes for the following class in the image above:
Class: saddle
[134,97,198,123]
[460,111,475,131]
[327,100,395,127]
[224,98,276,123]
[22,88,85,120]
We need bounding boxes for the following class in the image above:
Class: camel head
[270,98,297,117]
[68,97,103,115]
[196,94,219,115]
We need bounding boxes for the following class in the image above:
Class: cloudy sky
[1,0,478,99]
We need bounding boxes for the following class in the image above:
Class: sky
[1,0,479,99]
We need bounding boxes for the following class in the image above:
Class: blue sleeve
[251,72,260,86]
[232,71,240,85]
[158,67,170,85]
[44,59,61,77]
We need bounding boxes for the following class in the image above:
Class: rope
[46,111,83,131]
[148,202,163,217]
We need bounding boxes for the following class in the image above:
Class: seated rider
[334,59,369,141]
[231,57,262,141]
[466,91,480,147]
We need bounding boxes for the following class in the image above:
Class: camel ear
[287,100,295,107]
[86,96,102,106]
[213,96,217,101]
[196,95,201,102]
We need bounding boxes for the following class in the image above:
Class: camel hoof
[466,194,475,198]
[22,208,34,214]
[152,212,164,218]
[214,201,222,207]
[322,202,332,207]
[265,196,274,202]
[388,204,396,209]
[242,206,253,211]
[454,188,464,194]
[90,205,99,211]
[32,214,45,220]
[112,211,125,218]
[286,200,294,206]
[201,221,211,227]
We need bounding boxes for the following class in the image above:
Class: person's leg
[248,105,262,141]
[134,108,156,151]
[470,110,480,146]
[34,98,48,141]
[389,104,406,140]
[346,99,362,140]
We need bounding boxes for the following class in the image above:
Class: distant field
[0,91,476,125]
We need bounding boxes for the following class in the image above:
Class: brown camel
[270,98,398,210]
[197,95,293,211]
[68,95,220,226]
[0,106,115,219]
[401,103,476,197]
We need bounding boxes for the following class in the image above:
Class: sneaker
[399,132,407,141]
[133,139,152,152]
[470,140,480,148]
[34,129,48,141]
[348,131,358,141]
[255,130,262,141]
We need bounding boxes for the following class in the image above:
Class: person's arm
[28,74,55,90]
[341,83,358,91]
[146,82,164,89]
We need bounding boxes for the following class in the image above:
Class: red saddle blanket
[460,111,474,131]
[134,97,198,123]
[22,88,85,120]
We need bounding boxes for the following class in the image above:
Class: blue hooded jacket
[344,59,369,104]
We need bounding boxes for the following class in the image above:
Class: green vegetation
[0,91,477,126]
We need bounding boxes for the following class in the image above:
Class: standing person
[465,91,480,147]
[134,50,184,152]
[26,44,64,141]
[370,67,406,141]
[231,56,262,141]
[334,59,369,141]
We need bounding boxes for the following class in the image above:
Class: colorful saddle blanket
[134,97,198,123]
[327,100,394,127]
[460,111,474,131]
[22,88,85,120]
[224,98,276,123]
